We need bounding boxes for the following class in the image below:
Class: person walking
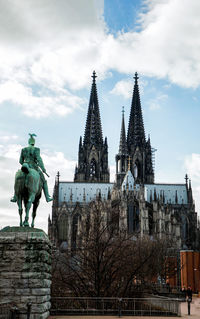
[187,286,193,301]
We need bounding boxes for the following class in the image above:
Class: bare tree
[52,199,177,297]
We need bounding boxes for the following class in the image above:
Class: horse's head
[21,163,30,174]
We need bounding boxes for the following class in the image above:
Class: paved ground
[49,296,200,318]
[180,297,200,318]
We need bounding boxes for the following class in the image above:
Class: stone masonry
[0,227,52,319]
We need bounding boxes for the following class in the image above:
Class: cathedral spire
[74,71,109,183]
[83,71,103,147]
[119,107,128,155]
[125,73,154,184]
[127,72,145,151]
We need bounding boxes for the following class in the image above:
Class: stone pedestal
[0,227,52,319]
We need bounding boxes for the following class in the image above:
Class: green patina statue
[11,134,53,227]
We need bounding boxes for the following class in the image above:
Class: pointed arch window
[127,204,139,233]
[133,163,138,178]
[134,159,141,180]
[72,213,79,249]
[90,158,97,177]
[58,215,68,240]
[181,214,189,243]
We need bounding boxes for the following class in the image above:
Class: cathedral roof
[144,183,188,205]
[58,181,188,205]
[59,182,113,204]
[83,71,103,147]
[127,72,146,150]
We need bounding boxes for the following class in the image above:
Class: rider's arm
[35,148,46,172]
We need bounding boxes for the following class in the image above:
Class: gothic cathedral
[48,72,198,251]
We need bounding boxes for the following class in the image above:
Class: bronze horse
[14,163,42,227]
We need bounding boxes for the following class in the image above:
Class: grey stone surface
[31,288,51,295]
[0,228,52,319]
[19,311,50,319]
[36,295,51,303]
[15,288,32,296]
[21,271,51,279]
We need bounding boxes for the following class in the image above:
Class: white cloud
[184,153,200,216]
[149,103,160,111]
[103,0,200,88]
[184,153,200,182]
[0,135,18,142]
[148,93,168,111]
[0,143,22,159]
[0,0,106,117]
[0,80,85,118]
[42,151,76,185]
[110,77,148,99]
[112,0,200,88]
[110,80,133,99]
[0,144,22,230]
[0,0,200,120]
[0,0,104,46]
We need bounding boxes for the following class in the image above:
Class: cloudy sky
[0,0,200,232]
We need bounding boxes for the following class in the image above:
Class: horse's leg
[31,199,40,228]
[17,196,23,227]
[23,194,35,227]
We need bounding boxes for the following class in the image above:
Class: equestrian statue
[11,134,53,227]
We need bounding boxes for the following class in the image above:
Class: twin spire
[84,70,145,153]
[117,72,154,185]
[75,70,153,185]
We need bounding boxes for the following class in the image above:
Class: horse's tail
[14,170,25,196]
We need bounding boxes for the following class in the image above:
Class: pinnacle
[91,70,97,82]
[134,72,139,83]
[119,106,128,155]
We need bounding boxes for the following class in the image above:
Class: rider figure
[11,134,53,202]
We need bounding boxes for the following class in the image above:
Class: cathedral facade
[48,72,197,251]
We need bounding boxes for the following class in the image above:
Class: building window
[71,213,79,249]
[149,209,153,235]
[127,204,139,233]
[133,164,138,178]
[90,158,96,177]
[58,215,68,241]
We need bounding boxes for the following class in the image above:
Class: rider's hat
[28,133,37,146]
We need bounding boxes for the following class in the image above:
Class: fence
[51,296,181,316]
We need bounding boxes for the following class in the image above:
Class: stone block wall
[0,227,52,319]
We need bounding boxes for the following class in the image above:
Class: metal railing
[51,296,181,316]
